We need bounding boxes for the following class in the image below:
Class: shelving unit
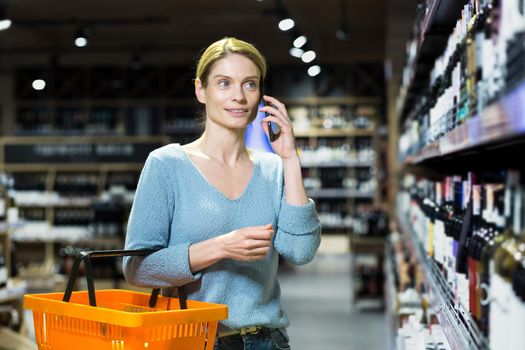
[397,0,469,120]
[403,81,525,164]
[392,0,525,348]
[288,98,382,235]
[0,136,168,290]
[396,210,488,349]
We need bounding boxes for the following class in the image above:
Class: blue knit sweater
[123,143,321,330]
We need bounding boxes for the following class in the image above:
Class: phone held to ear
[268,120,280,142]
[264,101,281,142]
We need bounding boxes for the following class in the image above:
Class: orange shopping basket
[23,249,228,350]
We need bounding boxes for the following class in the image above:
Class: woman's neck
[190,129,250,166]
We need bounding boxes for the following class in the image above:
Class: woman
[123,37,321,350]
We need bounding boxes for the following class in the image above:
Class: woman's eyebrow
[212,74,259,80]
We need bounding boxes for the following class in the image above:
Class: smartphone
[264,101,281,142]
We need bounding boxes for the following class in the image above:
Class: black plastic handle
[62,249,187,310]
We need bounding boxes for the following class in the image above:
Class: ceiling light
[0,0,10,31]
[336,0,349,41]
[32,79,46,91]
[75,37,87,47]
[293,36,307,48]
[308,65,321,77]
[301,50,316,63]
[278,18,294,31]
[289,47,304,58]
[74,28,88,47]
[0,19,10,31]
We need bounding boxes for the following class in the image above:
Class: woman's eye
[218,80,230,88]
[244,81,257,90]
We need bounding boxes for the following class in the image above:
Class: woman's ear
[195,78,206,104]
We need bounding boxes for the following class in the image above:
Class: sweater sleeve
[123,154,201,288]
[272,156,322,265]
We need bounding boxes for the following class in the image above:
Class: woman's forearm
[188,236,225,273]
[282,154,309,206]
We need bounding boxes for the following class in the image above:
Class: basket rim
[24,289,228,328]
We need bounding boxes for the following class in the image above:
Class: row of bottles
[297,137,376,165]
[15,103,218,136]
[289,105,376,131]
[0,242,7,289]
[105,172,140,191]
[398,169,525,348]
[302,167,376,193]
[53,208,93,226]
[17,107,126,135]
[399,0,525,159]
[54,173,99,196]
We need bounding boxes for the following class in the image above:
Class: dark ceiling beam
[11,16,170,26]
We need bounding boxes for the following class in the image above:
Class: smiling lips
[225,108,249,116]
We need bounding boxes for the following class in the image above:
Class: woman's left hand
[260,95,298,160]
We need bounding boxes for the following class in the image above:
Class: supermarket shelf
[404,81,525,164]
[0,280,27,304]
[384,239,400,350]
[162,125,201,133]
[295,128,374,138]
[282,96,382,106]
[301,160,375,168]
[396,211,489,350]
[420,0,469,44]
[0,222,25,232]
[397,0,469,120]
[319,222,353,230]
[17,201,93,208]
[308,189,374,199]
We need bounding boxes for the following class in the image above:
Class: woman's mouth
[225,108,249,117]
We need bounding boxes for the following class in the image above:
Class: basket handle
[62,249,187,309]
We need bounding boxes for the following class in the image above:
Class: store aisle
[279,254,387,350]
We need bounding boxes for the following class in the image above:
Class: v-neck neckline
[177,144,258,202]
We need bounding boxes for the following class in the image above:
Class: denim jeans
[214,328,290,350]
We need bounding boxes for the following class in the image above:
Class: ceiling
[0,0,388,68]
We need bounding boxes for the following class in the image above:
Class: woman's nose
[231,85,246,102]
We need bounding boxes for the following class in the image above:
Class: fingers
[244,246,271,260]
[260,95,292,126]
[224,224,276,262]
[263,95,287,118]
[245,228,274,241]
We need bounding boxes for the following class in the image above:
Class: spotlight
[0,0,11,31]
[32,79,46,91]
[0,19,10,31]
[301,50,316,63]
[293,36,307,48]
[74,28,88,47]
[278,18,294,31]
[336,0,349,41]
[289,47,304,58]
[307,65,321,77]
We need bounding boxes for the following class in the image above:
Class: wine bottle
[490,170,522,350]
[0,244,7,289]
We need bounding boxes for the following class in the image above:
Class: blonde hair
[196,37,267,88]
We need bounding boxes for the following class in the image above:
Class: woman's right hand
[218,223,274,261]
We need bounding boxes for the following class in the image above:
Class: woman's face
[195,53,261,131]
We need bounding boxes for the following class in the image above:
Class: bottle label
[468,257,480,319]
[490,272,512,350]
[0,266,7,285]
[473,185,481,216]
